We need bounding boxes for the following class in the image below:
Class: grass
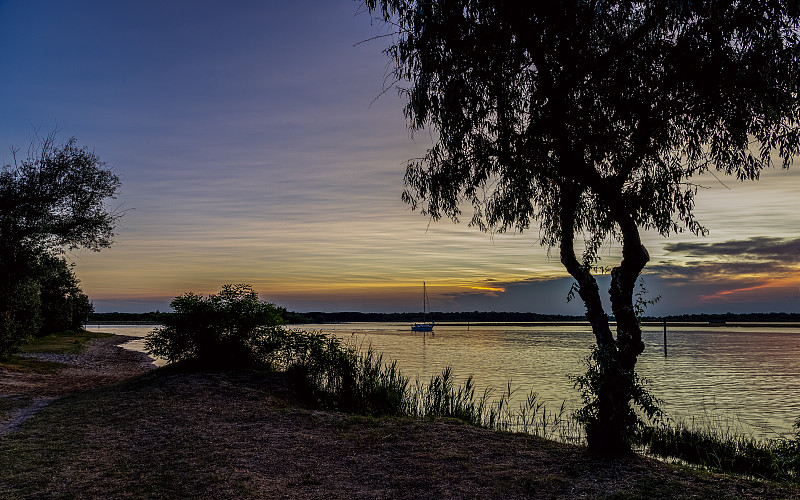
[637,416,800,483]
[0,395,34,414]
[0,330,111,374]
[1,324,798,497]
[276,331,585,444]
[274,330,800,485]
[2,368,797,499]
[21,324,789,493]
[0,355,65,374]
[0,371,258,498]
[404,367,583,444]
[19,330,112,354]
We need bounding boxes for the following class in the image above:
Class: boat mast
[423,282,428,318]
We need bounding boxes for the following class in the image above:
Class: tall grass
[271,330,411,416]
[405,367,582,443]
[636,415,800,482]
[269,329,799,482]
[275,329,581,443]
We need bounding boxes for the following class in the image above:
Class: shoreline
[1,335,798,498]
[0,334,155,437]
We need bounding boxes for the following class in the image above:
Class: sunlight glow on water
[89,322,800,438]
[297,322,800,439]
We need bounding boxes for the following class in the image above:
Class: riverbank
[1,335,798,499]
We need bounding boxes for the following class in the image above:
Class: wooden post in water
[663,319,668,357]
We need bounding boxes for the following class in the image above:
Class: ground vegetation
[1,332,799,498]
[144,284,285,369]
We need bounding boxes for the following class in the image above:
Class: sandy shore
[0,335,155,437]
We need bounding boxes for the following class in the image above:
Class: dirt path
[0,335,155,437]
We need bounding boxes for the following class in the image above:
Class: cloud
[435,277,606,315]
[441,234,800,316]
[656,236,800,279]
[664,236,800,261]
[648,261,796,280]
[642,236,800,311]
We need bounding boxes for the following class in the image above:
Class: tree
[1,132,121,254]
[363,0,800,453]
[144,284,286,369]
[0,132,121,356]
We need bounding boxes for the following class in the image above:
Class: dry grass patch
[1,367,798,499]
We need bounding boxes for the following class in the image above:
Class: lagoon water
[88,322,800,439]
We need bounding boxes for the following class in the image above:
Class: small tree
[363,0,800,453]
[0,132,120,356]
[145,284,286,369]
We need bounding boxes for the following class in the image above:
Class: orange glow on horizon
[698,277,800,303]
[469,286,507,293]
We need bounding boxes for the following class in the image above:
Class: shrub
[37,254,93,336]
[0,278,41,359]
[144,284,285,369]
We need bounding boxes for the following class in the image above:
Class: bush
[0,278,42,359]
[144,284,285,369]
[37,254,93,336]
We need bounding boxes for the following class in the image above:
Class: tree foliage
[36,254,93,336]
[145,284,287,369]
[0,132,120,357]
[363,0,800,453]
[1,133,121,254]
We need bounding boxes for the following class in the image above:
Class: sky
[1,0,799,315]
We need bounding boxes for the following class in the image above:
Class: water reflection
[86,324,167,367]
[300,322,800,439]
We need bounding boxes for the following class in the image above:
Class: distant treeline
[89,310,800,325]
[642,312,800,323]
[88,311,165,323]
[297,311,585,323]
[88,309,310,325]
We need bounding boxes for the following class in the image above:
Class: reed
[636,414,800,483]
[406,369,583,443]
[271,329,799,482]
[276,330,583,442]
[274,330,411,416]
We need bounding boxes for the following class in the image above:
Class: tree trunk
[592,216,649,455]
[558,189,613,347]
[558,190,651,455]
[610,216,649,371]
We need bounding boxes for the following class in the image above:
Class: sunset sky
[2,0,799,315]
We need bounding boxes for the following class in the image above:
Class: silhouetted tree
[145,284,286,369]
[1,132,121,357]
[363,0,800,453]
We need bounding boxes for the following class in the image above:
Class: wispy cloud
[646,236,800,308]
[4,2,799,314]
[664,236,800,261]
[656,236,800,279]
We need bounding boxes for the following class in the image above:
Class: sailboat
[411,282,434,332]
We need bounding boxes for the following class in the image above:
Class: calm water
[88,322,800,438]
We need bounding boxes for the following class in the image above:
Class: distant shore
[89,310,800,326]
